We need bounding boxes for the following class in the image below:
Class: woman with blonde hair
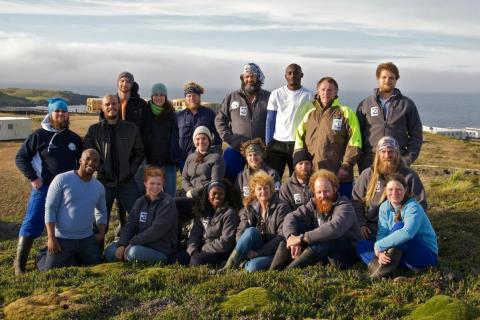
[224,170,290,272]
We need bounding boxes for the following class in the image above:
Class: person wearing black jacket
[83,94,144,230]
[14,98,82,275]
[141,83,181,197]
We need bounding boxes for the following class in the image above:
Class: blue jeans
[339,182,353,200]
[39,235,102,271]
[309,238,357,269]
[19,184,49,238]
[104,242,168,263]
[223,147,246,185]
[356,222,438,270]
[135,164,177,198]
[235,227,274,272]
[104,179,141,227]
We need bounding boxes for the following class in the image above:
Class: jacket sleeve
[15,132,40,181]
[169,116,182,164]
[186,218,204,255]
[210,154,226,181]
[282,203,311,238]
[351,171,369,226]
[294,108,312,151]
[181,156,194,192]
[215,97,234,146]
[341,106,362,171]
[202,208,240,254]
[130,126,144,175]
[256,202,288,257]
[265,110,277,145]
[118,199,141,247]
[279,184,294,211]
[304,202,356,244]
[356,102,367,147]
[82,126,97,151]
[128,197,177,246]
[405,100,423,162]
[236,207,250,241]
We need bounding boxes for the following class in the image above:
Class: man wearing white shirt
[265,64,314,178]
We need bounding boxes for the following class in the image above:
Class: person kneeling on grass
[271,169,361,270]
[177,180,240,267]
[356,173,438,278]
[224,171,290,272]
[104,166,178,263]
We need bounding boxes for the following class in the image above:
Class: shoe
[286,247,319,269]
[270,241,291,270]
[14,237,34,275]
[368,247,403,278]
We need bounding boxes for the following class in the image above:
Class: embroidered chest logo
[68,143,77,151]
[239,106,248,117]
[371,106,379,117]
[294,193,302,204]
[139,211,148,223]
[201,218,209,229]
[243,186,250,197]
[331,117,342,131]
[231,101,240,110]
[376,181,382,193]
[274,181,281,191]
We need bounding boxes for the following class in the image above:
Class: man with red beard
[272,169,361,269]
[352,136,427,241]
[279,149,313,211]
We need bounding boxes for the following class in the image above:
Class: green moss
[90,262,127,274]
[404,295,479,320]
[220,287,279,315]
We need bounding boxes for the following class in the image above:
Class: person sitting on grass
[224,171,290,272]
[104,165,178,263]
[177,180,240,267]
[356,173,438,278]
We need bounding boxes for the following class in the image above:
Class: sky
[0,0,479,101]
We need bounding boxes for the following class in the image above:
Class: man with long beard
[356,62,423,173]
[352,136,427,241]
[279,149,314,211]
[271,169,361,269]
[14,98,82,275]
[215,63,270,183]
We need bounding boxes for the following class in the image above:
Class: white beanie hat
[193,126,212,144]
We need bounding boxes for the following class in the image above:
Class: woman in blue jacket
[356,173,438,278]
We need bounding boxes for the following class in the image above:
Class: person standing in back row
[265,63,314,178]
[215,63,271,183]
[356,62,423,173]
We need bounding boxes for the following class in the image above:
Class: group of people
[13,61,437,279]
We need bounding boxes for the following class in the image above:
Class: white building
[0,117,32,140]
[423,125,466,139]
[464,128,480,139]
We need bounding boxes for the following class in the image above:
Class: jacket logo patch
[376,181,382,193]
[239,106,248,116]
[231,101,240,110]
[201,218,209,229]
[332,118,342,131]
[139,211,148,223]
[294,193,302,204]
[371,107,379,117]
[68,143,77,151]
[275,181,281,191]
[243,186,250,197]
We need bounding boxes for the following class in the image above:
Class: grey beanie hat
[151,83,168,97]
[117,71,134,84]
[193,126,213,144]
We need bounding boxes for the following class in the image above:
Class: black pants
[177,250,227,266]
[265,139,295,178]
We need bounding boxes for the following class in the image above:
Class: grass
[0,114,479,319]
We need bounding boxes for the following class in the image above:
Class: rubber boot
[269,241,291,270]
[368,247,403,278]
[222,249,244,270]
[286,247,319,269]
[14,236,34,275]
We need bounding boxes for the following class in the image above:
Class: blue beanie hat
[47,97,68,114]
[151,83,168,97]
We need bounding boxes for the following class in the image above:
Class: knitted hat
[47,97,68,114]
[377,136,399,151]
[151,83,168,97]
[183,81,204,96]
[293,149,313,167]
[117,71,134,84]
[193,126,212,144]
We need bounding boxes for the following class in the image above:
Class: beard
[241,80,261,95]
[295,168,311,181]
[50,117,69,130]
[315,197,334,214]
[378,158,400,175]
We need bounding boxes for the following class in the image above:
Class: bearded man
[14,97,82,275]
[270,169,361,270]
[352,136,427,241]
[215,63,270,183]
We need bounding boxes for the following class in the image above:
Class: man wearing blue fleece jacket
[39,149,108,271]
[265,64,313,178]
[14,98,82,275]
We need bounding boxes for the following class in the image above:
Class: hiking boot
[222,249,244,270]
[14,236,34,275]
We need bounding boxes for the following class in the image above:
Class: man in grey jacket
[272,169,361,269]
[215,63,271,183]
[352,136,427,241]
[279,149,313,211]
[356,62,423,173]
[83,94,144,230]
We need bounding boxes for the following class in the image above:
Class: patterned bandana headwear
[241,63,265,83]
[245,143,264,156]
[47,97,68,114]
[377,136,400,151]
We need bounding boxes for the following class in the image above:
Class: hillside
[0,88,97,107]
[0,115,479,319]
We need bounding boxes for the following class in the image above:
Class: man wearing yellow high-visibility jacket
[294,77,362,198]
